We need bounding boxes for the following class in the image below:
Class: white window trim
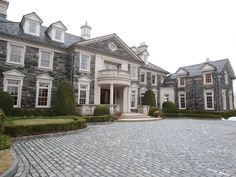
[6,42,26,66]
[177,76,185,87]
[25,19,40,37]
[3,75,24,108]
[224,71,229,85]
[78,81,90,105]
[38,49,54,70]
[204,89,214,110]
[203,72,213,85]
[140,88,147,105]
[130,65,138,80]
[178,91,186,109]
[151,73,157,85]
[35,78,53,108]
[140,71,146,84]
[152,89,158,107]
[229,90,233,110]
[52,28,65,43]
[130,85,138,109]
[222,89,227,111]
[79,53,91,72]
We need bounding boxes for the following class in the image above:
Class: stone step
[117,118,162,122]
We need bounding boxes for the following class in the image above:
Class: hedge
[12,108,55,117]
[162,101,177,113]
[94,105,110,116]
[163,113,222,119]
[4,118,86,137]
[83,115,116,122]
[143,90,156,107]
[0,91,13,116]
[149,107,159,117]
[0,134,12,150]
[0,108,5,133]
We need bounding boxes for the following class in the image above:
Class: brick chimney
[0,0,9,19]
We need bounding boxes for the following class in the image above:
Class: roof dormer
[200,63,216,72]
[21,12,43,37]
[46,21,67,43]
[176,68,189,76]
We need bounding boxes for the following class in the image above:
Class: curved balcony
[97,69,131,85]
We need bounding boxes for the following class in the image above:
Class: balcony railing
[97,69,130,81]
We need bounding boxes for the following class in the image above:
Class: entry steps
[118,113,162,122]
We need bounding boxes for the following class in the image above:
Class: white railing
[97,69,130,80]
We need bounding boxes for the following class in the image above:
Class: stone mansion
[0,0,235,114]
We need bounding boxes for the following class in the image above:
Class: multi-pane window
[140,72,146,83]
[179,92,186,109]
[224,71,228,85]
[39,50,53,69]
[79,84,88,104]
[131,66,137,79]
[204,90,214,110]
[6,80,20,107]
[80,54,90,71]
[205,73,212,84]
[29,21,37,34]
[55,30,62,40]
[131,90,136,108]
[152,74,156,85]
[140,91,145,105]
[178,77,185,87]
[37,82,50,107]
[104,62,120,70]
[8,44,25,65]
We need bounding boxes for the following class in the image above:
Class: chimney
[81,21,92,40]
[138,42,148,53]
[206,58,210,62]
[0,0,9,19]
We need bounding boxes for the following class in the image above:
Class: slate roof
[143,62,170,74]
[168,59,233,79]
[0,19,83,49]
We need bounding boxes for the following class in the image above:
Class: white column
[110,84,114,113]
[94,85,101,104]
[123,86,127,113]
[127,86,131,113]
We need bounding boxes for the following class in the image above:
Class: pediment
[3,69,25,77]
[36,73,54,80]
[77,34,143,63]
[201,63,216,72]
[176,68,188,75]
[48,21,67,31]
[78,76,91,82]
[21,12,43,24]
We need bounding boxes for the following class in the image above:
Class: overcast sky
[7,0,236,84]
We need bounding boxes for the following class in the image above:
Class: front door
[100,89,110,104]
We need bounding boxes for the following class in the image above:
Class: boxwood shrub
[0,108,5,133]
[12,108,55,117]
[83,115,115,122]
[162,101,177,113]
[94,105,110,116]
[149,106,159,117]
[4,118,86,137]
[163,113,222,119]
[0,134,12,150]
[0,91,13,116]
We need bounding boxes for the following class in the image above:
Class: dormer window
[203,73,213,85]
[178,76,185,87]
[21,12,43,37]
[46,21,67,43]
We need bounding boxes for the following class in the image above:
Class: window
[178,77,185,87]
[80,53,90,72]
[204,90,214,110]
[229,91,233,110]
[140,72,146,83]
[178,92,186,109]
[5,80,22,107]
[131,90,137,108]
[55,30,62,41]
[39,50,53,69]
[152,74,156,85]
[36,75,53,108]
[140,90,146,105]
[7,43,25,66]
[204,73,213,84]
[29,21,37,34]
[78,82,90,104]
[224,71,229,85]
[104,61,120,70]
[131,66,137,79]
[222,90,227,111]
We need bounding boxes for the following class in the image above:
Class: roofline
[20,12,43,24]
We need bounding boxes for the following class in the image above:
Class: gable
[77,34,143,63]
[36,73,54,80]
[3,69,25,77]
[49,21,67,31]
[201,63,216,72]
[78,76,91,82]
[21,12,43,24]
[176,68,188,75]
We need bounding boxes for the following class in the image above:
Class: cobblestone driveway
[12,119,236,177]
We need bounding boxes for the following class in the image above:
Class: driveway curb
[0,149,18,177]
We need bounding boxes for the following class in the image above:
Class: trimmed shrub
[143,90,156,107]
[55,80,75,115]
[149,106,159,117]
[0,91,13,116]
[226,109,236,118]
[0,108,6,133]
[94,105,110,116]
[83,115,115,122]
[4,118,86,137]
[162,101,177,113]
[0,134,12,150]
[12,108,55,117]
[163,113,221,119]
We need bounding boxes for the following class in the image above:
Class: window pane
[179,77,185,86]
[131,66,137,78]
[55,30,62,40]
[79,90,87,104]
[29,22,37,34]
[10,45,23,63]
[206,92,213,108]
[152,75,156,84]
[205,74,212,83]
[38,88,48,106]
[141,73,145,82]
[81,54,89,70]
[7,85,18,106]
[131,90,136,107]
[40,51,51,68]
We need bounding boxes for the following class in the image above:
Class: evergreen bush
[0,91,13,116]
[0,108,6,133]
[162,101,177,113]
[94,105,110,116]
[143,90,156,107]
[149,106,159,117]
[55,80,75,115]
